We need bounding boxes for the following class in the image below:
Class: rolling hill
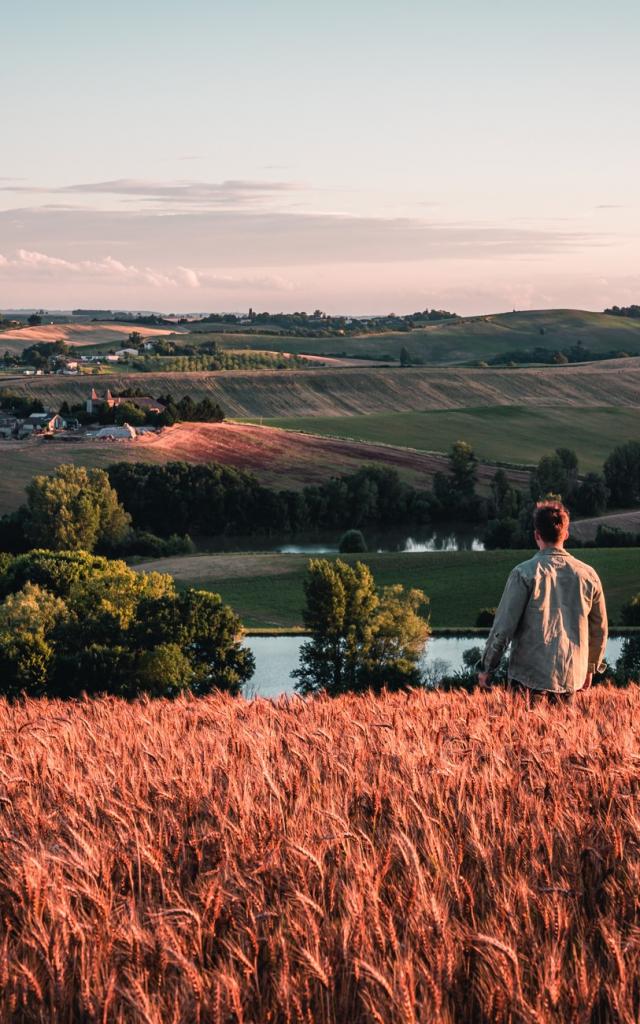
[261,406,640,473]
[5,357,640,419]
[0,322,182,353]
[171,310,640,365]
[0,422,530,514]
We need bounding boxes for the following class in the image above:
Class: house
[94,423,137,441]
[86,389,165,416]
[58,359,79,374]
[22,413,66,434]
[114,348,139,359]
[0,416,19,439]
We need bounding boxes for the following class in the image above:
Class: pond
[242,635,626,699]
[199,525,485,555]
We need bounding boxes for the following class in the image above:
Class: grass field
[261,405,640,472]
[175,309,640,363]
[6,357,640,420]
[135,548,640,628]
[4,687,640,1022]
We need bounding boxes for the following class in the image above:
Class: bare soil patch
[0,322,180,352]
[571,509,640,541]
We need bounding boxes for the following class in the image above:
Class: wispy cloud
[0,248,294,292]
[0,206,604,270]
[0,178,304,209]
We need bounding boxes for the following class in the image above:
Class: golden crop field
[2,687,640,1023]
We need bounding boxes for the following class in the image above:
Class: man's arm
[587,580,608,679]
[478,568,530,684]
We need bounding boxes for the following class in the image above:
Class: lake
[243,634,626,699]
[199,525,485,555]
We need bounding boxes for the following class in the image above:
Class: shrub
[339,529,368,553]
[621,593,640,626]
[476,607,496,627]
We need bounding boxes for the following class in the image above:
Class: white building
[94,423,137,440]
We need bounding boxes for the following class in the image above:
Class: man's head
[533,500,570,549]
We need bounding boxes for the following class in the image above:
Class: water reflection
[276,527,485,555]
[243,635,625,700]
[198,525,485,555]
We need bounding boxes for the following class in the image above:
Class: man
[478,501,608,696]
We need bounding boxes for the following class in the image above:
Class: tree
[400,346,411,367]
[27,314,42,326]
[615,636,640,685]
[25,465,131,552]
[573,473,608,516]
[604,442,640,507]
[490,469,522,519]
[450,441,477,500]
[114,402,146,427]
[0,551,254,698]
[530,448,578,504]
[292,559,429,695]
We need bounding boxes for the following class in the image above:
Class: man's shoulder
[510,553,540,579]
[564,551,602,585]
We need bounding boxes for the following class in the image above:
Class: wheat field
[2,687,640,1023]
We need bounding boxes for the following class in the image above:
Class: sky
[1,0,639,315]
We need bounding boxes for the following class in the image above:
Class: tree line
[485,441,640,549]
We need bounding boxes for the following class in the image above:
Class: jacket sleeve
[481,568,531,676]
[588,581,608,674]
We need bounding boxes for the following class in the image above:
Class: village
[0,388,166,441]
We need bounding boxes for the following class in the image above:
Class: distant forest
[604,305,640,319]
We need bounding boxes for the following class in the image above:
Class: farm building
[94,424,138,440]
[20,413,66,436]
[86,389,165,416]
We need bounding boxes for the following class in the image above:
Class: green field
[176,310,640,364]
[260,405,640,472]
[136,549,640,628]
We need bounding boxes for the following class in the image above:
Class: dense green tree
[490,469,523,519]
[24,465,131,552]
[604,442,640,507]
[0,551,254,698]
[530,448,578,504]
[292,558,429,695]
[114,402,147,426]
[615,636,640,684]
[399,346,411,367]
[450,441,477,499]
[573,473,608,516]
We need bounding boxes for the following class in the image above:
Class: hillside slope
[0,422,530,514]
[7,357,640,419]
[181,310,640,364]
[0,322,180,353]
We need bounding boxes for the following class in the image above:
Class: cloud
[0,206,604,271]
[0,248,294,292]
[0,178,304,210]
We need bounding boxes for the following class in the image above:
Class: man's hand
[477,671,492,690]
[582,671,593,690]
